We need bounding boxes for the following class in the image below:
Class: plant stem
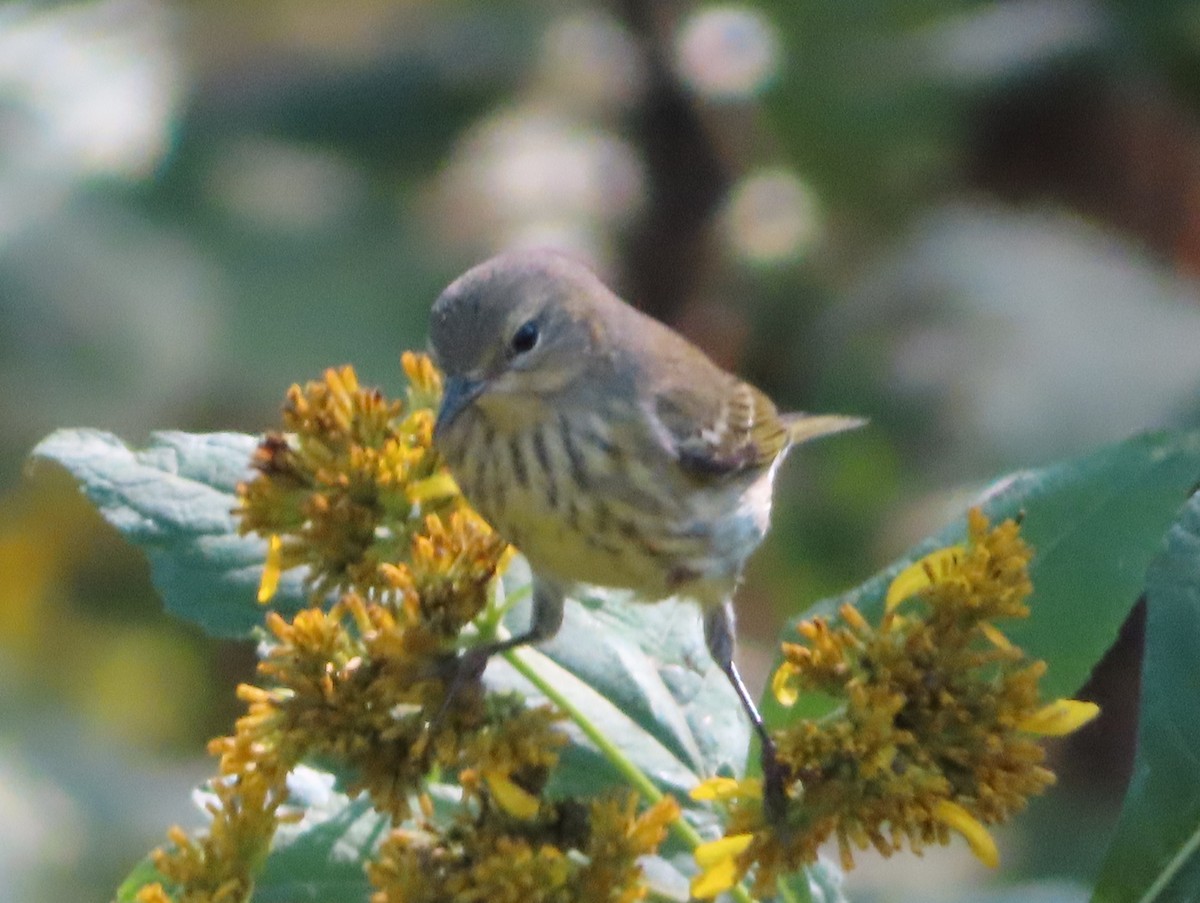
[776,877,804,903]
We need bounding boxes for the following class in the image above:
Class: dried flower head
[137,355,690,903]
[140,359,592,902]
[368,791,680,903]
[238,354,504,605]
[690,509,1099,898]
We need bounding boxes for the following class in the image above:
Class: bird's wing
[653,378,790,478]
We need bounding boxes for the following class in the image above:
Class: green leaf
[968,883,1091,903]
[558,590,750,777]
[256,768,386,902]
[112,767,388,903]
[31,429,307,637]
[114,856,166,902]
[1093,490,1200,903]
[486,588,748,803]
[767,429,1200,726]
[775,856,848,903]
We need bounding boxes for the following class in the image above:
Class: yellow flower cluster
[136,692,293,903]
[238,355,470,601]
[137,358,678,903]
[368,790,680,903]
[690,509,1099,898]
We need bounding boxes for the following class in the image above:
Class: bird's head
[429,250,612,436]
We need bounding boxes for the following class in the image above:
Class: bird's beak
[435,374,486,436]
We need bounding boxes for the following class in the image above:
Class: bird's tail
[782,412,867,446]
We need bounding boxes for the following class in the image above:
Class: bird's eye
[510,319,540,355]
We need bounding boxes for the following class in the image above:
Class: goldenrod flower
[691,833,755,899]
[368,792,679,903]
[933,800,999,869]
[143,359,579,902]
[483,770,542,820]
[691,509,1100,895]
[690,776,762,803]
[135,356,690,903]
[771,661,801,707]
[1018,699,1100,736]
[134,884,173,903]
[257,534,283,604]
[885,546,965,611]
[236,359,507,604]
[406,471,460,504]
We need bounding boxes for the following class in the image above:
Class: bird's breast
[438,405,777,603]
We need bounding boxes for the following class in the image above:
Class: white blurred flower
[538,11,646,114]
[286,765,337,810]
[837,205,1200,466]
[433,107,644,265]
[923,0,1106,84]
[0,0,181,241]
[724,168,822,263]
[206,138,369,236]
[674,5,780,101]
[0,754,84,876]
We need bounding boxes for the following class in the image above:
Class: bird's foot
[428,645,492,729]
[761,739,792,826]
[435,644,492,687]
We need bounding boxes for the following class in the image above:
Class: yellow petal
[885,546,965,611]
[690,857,742,899]
[934,800,998,868]
[771,662,800,707]
[1017,699,1100,736]
[979,621,1014,651]
[694,833,754,868]
[496,543,516,574]
[691,776,739,801]
[134,883,173,903]
[689,777,762,802]
[257,535,283,604]
[484,770,540,820]
[325,365,356,394]
[407,472,460,504]
[839,603,871,633]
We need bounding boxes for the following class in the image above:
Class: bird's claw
[435,645,491,687]
[761,740,792,825]
[428,646,492,730]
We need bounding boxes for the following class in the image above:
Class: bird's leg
[434,578,565,713]
[464,577,565,669]
[704,601,790,823]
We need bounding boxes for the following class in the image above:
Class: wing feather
[654,378,789,479]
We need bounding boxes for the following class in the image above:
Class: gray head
[429,250,619,435]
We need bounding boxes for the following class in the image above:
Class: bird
[428,249,863,818]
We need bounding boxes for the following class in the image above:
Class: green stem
[502,645,757,903]
[479,578,531,635]
[502,647,666,807]
[776,877,804,903]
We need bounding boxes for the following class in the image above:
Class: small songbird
[429,250,863,817]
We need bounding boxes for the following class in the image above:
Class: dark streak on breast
[508,434,529,488]
[558,413,591,490]
[593,499,612,535]
[617,517,660,558]
[531,425,558,509]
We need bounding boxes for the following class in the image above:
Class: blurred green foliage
[5,1,1200,900]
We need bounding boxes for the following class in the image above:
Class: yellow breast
[439,406,776,605]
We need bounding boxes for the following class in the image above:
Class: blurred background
[3,1,1199,900]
